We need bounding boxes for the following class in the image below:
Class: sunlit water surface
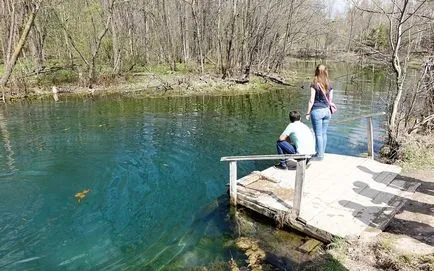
[0,62,391,270]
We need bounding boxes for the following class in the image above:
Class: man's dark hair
[289,111,301,122]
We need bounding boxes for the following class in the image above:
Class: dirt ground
[322,169,434,271]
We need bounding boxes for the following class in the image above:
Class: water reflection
[0,112,16,173]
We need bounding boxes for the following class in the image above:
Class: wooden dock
[221,153,419,242]
[221,113,421,242]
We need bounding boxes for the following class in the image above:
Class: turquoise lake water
[0,62,390,270]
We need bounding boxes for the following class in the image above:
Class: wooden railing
[334,111,386,159]
[220,154,311,216]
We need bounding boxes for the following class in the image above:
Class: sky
[330,0,347,17]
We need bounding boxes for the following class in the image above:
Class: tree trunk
[0,5,38,88]
[217,0,222,72]
[143,8,149,64]
[111,10,121,74]
[62,28,74,66]
[223,0,237,79]
[31,20,46,73]
[191,0,204,73]
[6,1,16,64]
[161,0,176,71]
[388,0,408,142]
[87,0,114,86]
[177,0,188,64]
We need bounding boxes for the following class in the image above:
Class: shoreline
[2,55,386,102]
[3,68,311,103]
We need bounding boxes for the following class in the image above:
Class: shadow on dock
[385,173,434,247]
[340,172,434,247]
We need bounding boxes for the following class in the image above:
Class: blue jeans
[276,140,296,166]
[310,107,331,159]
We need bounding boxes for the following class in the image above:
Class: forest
[0,0,433,149]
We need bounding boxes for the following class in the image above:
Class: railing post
[229,161,237,206]
[293,158,306,217]
[367,117,374,159]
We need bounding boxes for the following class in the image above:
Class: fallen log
[22,65,76,77]
[226,77,250,84]
[253,72,293,86]
[233,78,249,84]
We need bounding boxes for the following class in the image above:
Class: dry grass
[398,133,434,172]
[304,238,434,271]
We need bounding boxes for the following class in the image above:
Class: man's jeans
[310,107,331,159]
[276,140,296,166]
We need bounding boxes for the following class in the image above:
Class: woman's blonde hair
[313,64,329,93]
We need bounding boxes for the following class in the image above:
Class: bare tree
[354,0,431,145]
[56,0,115,86]
[0,0,42,95]
[404,58,434,134]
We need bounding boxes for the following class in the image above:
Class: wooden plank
[237,194,333,243]
[300,157,371,222]
[293,159,306,216]
[304,205,363,238]
[221,154,311,162]
[237,185,261,198]
[314,177,401,237]
[367,117,374,159]
[251,171,281,183]
[371,179,407,205]
[229,161,237,206]
[238,194,281,217]
[239,187,292,212]
[298,239,322,253]
[239,173,262,187]
[238,171,282,187]
[365,182,420,231]
[300,156,403,237]
[331,179,414,238]
[261,167,296,189]
[283,214,334,243]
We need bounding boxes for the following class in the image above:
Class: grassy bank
[2,62,314,102]
[305,237,434,271]
[398,134,434,172]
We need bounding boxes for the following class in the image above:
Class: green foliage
[320,258,348,271]
[365,24,389,50]
[36,69,79,86]
[327,237,347,251]
[301,254,348,271]
[134,63,199,75]
[178,62,204,74]
[16,57,36,74]
[101,38,113,63]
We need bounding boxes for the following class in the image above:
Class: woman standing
[305,64,333,160]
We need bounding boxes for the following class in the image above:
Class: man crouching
[275,111,315,169]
